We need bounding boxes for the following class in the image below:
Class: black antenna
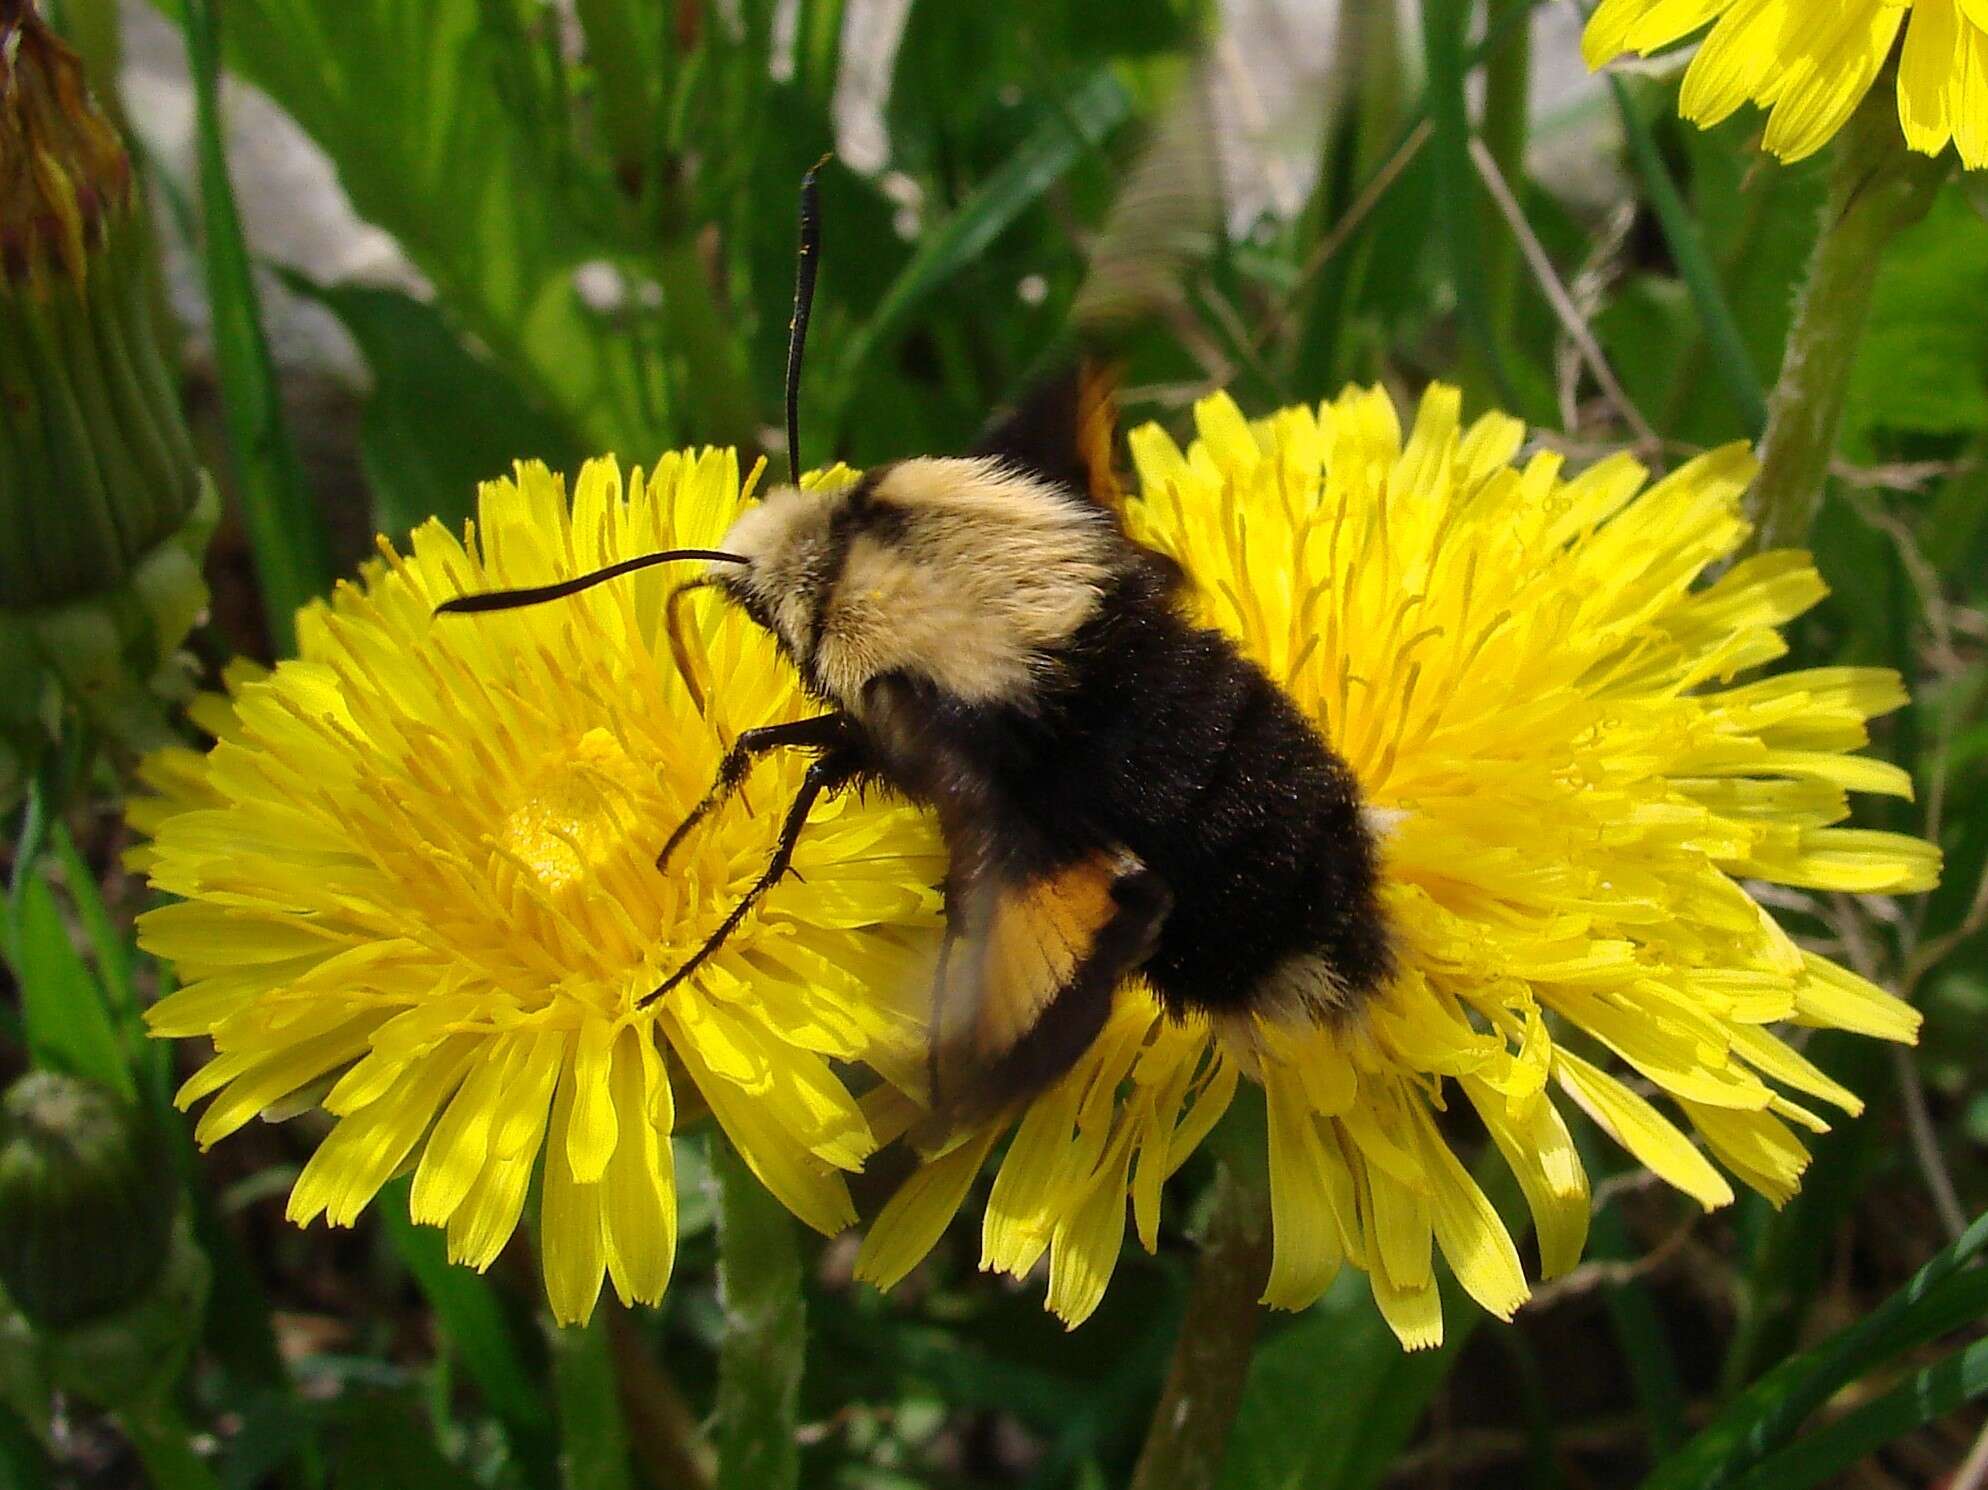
[434,549,746,616]
[785,155,830,488]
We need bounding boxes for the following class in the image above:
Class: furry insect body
[438,157,1390,1124]
[705,386,1392,1116]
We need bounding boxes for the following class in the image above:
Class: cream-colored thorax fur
[718,457,1121,712]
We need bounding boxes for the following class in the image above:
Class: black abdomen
[1001,567,1392,1021]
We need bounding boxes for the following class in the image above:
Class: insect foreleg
[641,748,859,1005]
[656,712,853,872]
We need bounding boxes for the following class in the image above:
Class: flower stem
[712,1139,804,1490]
[1128,1093,1274,1490]
[1748,87,1950,552]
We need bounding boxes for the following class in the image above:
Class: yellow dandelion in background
[130,452,940,1325]
[1585,0,1988,168]
[858,385,1940,1348]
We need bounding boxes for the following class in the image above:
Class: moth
[443,155,1391,1124]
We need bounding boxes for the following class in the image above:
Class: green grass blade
[5,868,133,1097]
[1725,1335,1988,1490]
[1608,76,1770,436]
[1420,0,1513,408]
[554,1313,637,1490]
[832,68,1132,403]
[48,823,135,1030]
[1478,0,1531,344]
[179,0,333,654]
[1646,1211,1988,1490]
[714,1138,805,1490]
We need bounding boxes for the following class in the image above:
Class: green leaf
[1649,1209,1988,1490]
[1844,193,1988,445]
[1218,1269,1482,1490]
[277,276,582,538]
[376,1182,555,1477]
[5,869,133,1098]
[183,0,663,456]
[1608,77,1769,436]
[554,1312,636,1490]
[179,0,334,654]
[1725,1335,1988,1490]
[714,1137,804,1490]
[833,67,1133,404]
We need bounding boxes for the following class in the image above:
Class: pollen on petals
[861,384,1938,1350]
[133,452,943,1326]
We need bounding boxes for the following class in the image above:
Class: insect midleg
[656,712,852,872]
[641,749,858,1006]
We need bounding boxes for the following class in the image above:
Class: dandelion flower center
[498,728,652,898]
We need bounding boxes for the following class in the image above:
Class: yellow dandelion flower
[1584,0,1988,168]
[132,452,941,1325]
[857,385,1940,1348]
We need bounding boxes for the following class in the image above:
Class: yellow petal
[1900,0,1962,155]
[1045,1126,1139,1328]
[1792,951,1921,1042]
[564,1016,621,1186]
[1262,1074,1346,1310]
[541,1038,608,1327]
[1462,1075,1591,1279]
[601,1028,676,1307]
[1412,1105,1529,1320]
[1369,1268,1444,1352]
[856,1125,1002,1292]
[1684,1101,1811,1205]
[288,1037,477,1229]
[1554,1049,1734,1210]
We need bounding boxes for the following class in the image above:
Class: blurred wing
[928,844,1171,1123]
[973,61,1227,505]
[1069,59,1226,339]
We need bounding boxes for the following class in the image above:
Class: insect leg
[656,712,852,872]
[642,749,856,1005]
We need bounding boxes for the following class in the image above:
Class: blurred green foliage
[4,0,1988,1486]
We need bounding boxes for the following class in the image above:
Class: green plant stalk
[572,0,663,194]
[1478,0,1530,342]
[179,0,332,653]
[1127,1090,1273,1490]
[554,1312,636,1490]
[1611,77,1770,436]
[713,1138,803,1490]
[1748,87,1950,551]
[656,234,760,455]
